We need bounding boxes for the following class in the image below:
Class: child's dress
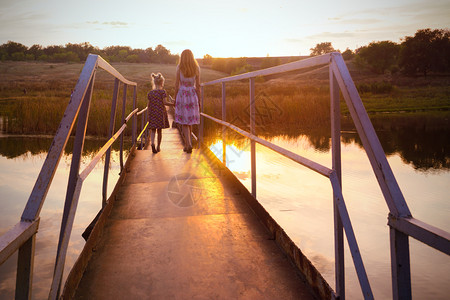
[175,71,200,125]
[147,89,170,129]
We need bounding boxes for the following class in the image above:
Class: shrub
[357,81,394,94]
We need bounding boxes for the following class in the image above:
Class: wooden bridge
[1,53,448,300]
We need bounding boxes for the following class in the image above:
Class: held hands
[164,95,176,106]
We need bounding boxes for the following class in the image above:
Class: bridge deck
[73,123,315,299]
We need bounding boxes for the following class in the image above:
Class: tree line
[309,28,450,76]
[202,28,449,77]
[0,42,178,64]
[1,28,448,77]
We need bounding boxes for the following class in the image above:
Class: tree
[27,44,43,60]
[65,42,95,61]
[399,28,450,76]
[310,42,335,56]
[342,48,354,60]
[43,45,64,56]
[356,41,400,74]
[1,41,27,58]
[260,57,281,69]
[202,54,213,65]
[154,44,176,64]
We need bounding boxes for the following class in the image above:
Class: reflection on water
[0,136,129,299]
[206,113,450,299]
[0,112,448,299]
[206,112,450,172]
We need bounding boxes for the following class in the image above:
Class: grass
[0,60,449,137]
[0,61,225,136]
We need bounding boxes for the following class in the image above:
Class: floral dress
[147,89,170,129]
[175,72,200,125]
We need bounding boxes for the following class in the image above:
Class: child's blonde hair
[151,73,165,89]
[178,49,199,78]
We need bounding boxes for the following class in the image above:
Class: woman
[174,49,201,153]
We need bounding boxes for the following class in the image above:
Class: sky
[0,0,449,58]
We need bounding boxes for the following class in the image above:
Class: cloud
[85,21,129,28]
[102,21,128,27]
[305,31,358,40]
[329,18,382,26]
[333,0,450,27]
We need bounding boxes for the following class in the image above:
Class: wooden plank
[202,53,332,86]
[201,113,332,177]
[330,53,411,218]
[0,220,39,265]
[330,172,374,299]
[388,215,450,255]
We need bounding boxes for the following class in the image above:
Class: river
[0,113,449,299]
[205,112,450,299]
[0,136,129,299]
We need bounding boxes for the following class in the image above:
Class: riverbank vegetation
[0,28,449,138]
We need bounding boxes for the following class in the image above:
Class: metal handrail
[0,54,141,299]
[199,52,450,300]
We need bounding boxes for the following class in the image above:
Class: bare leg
[182,125,190,151]
[157,128,162,152]
[188,125,193,148]
[150,129,156,145]
[150,129,157,153]
[182,125,188,146]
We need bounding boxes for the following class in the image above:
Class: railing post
[120,83,127,172]
[199,85,204,147]
[249,77,256,198]
[222,82,226,164]
[145,108,149,146]
[51,74,94,298]
[330,66,344,299]
[132,86,137,145]
[390,228,412,300]
[15,234,36,300]
[103,78,119,207]
[140,112,144,149]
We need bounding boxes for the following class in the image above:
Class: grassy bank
[0,61,225,135]
[1,60,449,137]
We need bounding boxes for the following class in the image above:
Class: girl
[147,73,172,153]
[174,49,201,153]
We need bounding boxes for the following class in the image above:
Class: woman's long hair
[178,49,199,78]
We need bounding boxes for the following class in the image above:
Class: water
[0,113,449,299]
[0,136,128,299]
[206,113,450,299]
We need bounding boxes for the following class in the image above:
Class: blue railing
[0,54,147,299]
[199,52,450,300]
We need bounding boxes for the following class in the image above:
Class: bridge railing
[199,52,450,300]
[0,54,143,299]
